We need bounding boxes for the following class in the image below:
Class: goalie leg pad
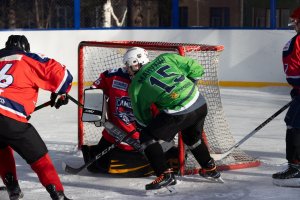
[108,148,154,177]
[81,137,113,173]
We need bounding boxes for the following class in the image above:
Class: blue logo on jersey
[114,96,135,125]
[112,80,128,91]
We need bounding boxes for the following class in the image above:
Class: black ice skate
[199,159,224,183]
[145,168,177,190]
[46,184,72,200]
[272,163,300,187]
[3,173,24,200]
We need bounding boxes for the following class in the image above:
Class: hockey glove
[50,92,69,109]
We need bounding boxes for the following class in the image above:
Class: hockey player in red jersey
[81,67,178,177]
[272,7,300,187]
[0,35,73,199]
[81,67,154,176]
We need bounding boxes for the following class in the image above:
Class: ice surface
[1,86,300,200]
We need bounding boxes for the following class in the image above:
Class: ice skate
[272,163,300,187]
[46,184,72,200]
[199,159,224,183]
[145,168,177,195]
[3,173,24,200]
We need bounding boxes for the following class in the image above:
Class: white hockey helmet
[123,47,150,74]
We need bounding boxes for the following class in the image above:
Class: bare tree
[34,0,55,28]
[103,0,127,27]
[129,0,143,26]
[8,0,16,28]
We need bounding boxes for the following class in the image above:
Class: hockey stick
[62,129,138,174]
[34,100,52,112]
[67,94,102,115]
[210,100,293,161]
[0,186,6,190]
[66,94,81,106]
[26,100,52,120]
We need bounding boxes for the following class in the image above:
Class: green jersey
[128,53,204,126]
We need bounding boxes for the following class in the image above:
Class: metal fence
[0,0,299,30]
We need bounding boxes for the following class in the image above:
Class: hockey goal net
[77,41,260,175]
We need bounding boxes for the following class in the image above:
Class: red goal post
[77,41,260,175]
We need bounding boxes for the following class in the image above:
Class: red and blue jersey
[283,33,300,88]
[0,49,73,123]
[91,67,139,151]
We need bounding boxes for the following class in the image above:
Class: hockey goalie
[80,67,178,177]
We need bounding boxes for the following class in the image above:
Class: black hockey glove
[50,92,69,109]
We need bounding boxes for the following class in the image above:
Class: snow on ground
[1,86,300,200]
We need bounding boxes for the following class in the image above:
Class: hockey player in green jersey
[123,47,222,191]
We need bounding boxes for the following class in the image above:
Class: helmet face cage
[5,35,30,52]
[123,47,149,68]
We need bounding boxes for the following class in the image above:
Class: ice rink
[1,86,300,200]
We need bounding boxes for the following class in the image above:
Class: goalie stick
[104,121,175,153]
[210,100,293,161]
[62,128,138,174]
[63,119,175,174]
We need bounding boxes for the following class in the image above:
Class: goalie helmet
[5,35,30,52]
[123,47,149,75]
[288,7,300,27]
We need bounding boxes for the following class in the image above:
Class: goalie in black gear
[81,67,179,177]
[272,7,300,187]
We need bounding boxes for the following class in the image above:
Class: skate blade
[273,178,300,188]
[202,176,225,183]
[145,186,177,196]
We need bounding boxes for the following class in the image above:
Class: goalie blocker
[80,88,179,177]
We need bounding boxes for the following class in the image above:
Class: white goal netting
[77,41,260,174]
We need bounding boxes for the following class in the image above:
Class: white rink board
[0,29,294,84]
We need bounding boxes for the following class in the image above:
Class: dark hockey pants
[286,128,300,163]
[141,104,212,176]
[0,114,63,191]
